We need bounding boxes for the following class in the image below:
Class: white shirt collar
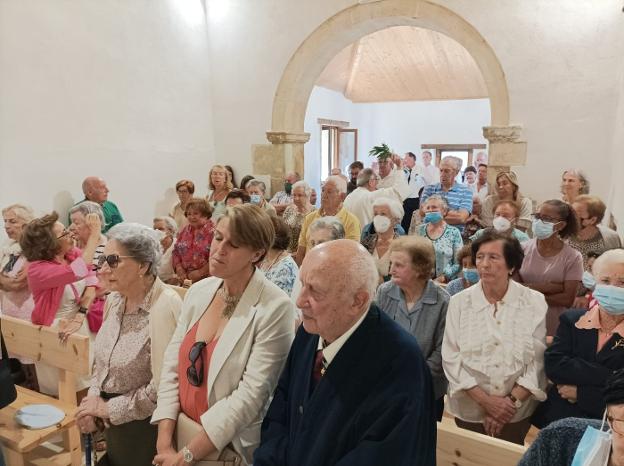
[317,310,368,367]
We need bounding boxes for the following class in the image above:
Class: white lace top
[442,280,548,423]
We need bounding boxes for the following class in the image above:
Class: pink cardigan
[27,247,97,326]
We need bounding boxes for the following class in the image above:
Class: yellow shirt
[298,206,361,251]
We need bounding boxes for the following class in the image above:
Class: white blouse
[442,280,548,423]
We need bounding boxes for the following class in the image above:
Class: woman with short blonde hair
[152,204,295,466]
[481,171,533,228]
[207,165,234,217]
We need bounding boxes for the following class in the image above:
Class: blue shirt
[420,182,473,232]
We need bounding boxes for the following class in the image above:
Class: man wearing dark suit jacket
[253,240,436,466]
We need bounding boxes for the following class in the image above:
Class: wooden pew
[437,417,526,466]
[0,315,90,466]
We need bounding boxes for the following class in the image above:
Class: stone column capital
[266,131,311,144]
[483,126,523,143]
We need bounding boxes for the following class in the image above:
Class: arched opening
[253,0,525,192]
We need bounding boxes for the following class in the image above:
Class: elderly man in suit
[254,239,436,466]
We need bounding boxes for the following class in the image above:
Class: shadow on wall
[54,191,76,225]
[154,188,178,219]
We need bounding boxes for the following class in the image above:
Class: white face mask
[373,215,391,234]
[492,216,512,232]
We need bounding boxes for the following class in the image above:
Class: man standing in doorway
[401,152,425,232]
[420,150,440,186]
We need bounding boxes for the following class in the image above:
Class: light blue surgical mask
[582,271,597,291]
[250,194,262,205]
[532,218,557,240]
[463,268,479,284]
[424,211,443,224]
[571,410,611,466]
[593,284,624,315]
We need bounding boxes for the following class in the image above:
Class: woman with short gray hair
[69,201,107,265]
[283,180,316,253]
[308,216,345,248]
[153,216,178,283]
[245,179,277,216]
[75,223,183,465]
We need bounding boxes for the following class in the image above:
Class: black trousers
[402,197,420,233]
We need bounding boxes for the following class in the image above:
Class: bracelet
[78,306,88,315]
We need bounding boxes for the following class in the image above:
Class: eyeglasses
[56,229,71,239]
[532,213,562,223]
[608,415,624,435]
[186,341,207,387]
[96,254,136,269]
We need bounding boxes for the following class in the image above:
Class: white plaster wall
[608,63,624,229]
[0,0,216,238]
[304,86,490,191]
[206,0,624,204]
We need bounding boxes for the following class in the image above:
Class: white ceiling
[316,26,489,103]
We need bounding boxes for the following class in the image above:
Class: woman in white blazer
[152,204,295,466]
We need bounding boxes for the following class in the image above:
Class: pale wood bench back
[1,315,90,377]
[437,418,526,466]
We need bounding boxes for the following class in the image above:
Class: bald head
[297,239,378,343]
[82,177,109,204]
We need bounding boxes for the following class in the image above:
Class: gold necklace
[217,286,241,319]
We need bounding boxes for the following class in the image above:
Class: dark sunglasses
[186,341,207,387]
[56,229,71,239]
[96,254,136,270]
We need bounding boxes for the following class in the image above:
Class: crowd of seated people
[0,153,623,465]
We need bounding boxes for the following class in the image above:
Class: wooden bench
[437,417,526,466]
[0,315,90,466]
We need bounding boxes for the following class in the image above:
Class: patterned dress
[283,205,315,253]
[415,223,463,280]
[263,255,299,297]
[172,221,214,273]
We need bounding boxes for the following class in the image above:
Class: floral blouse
[172,221,214,272]
[283,205,315,253]
[415,223,463,280]
[263,255,299,297]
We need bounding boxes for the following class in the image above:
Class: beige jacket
[151,269,295,465]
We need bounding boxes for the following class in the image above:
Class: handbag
[0,320,18,408]
[87,296,105,333]
[176,412,243,466]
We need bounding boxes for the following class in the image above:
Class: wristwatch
[508,394,523,409]
[182,446,194,464]
[78,306,88,315]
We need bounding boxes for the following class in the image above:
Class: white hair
[309,216,345,240]
[346,244,379,307]
[441,156,462,171]
[2,204,35,223]
[153,216,178,236]
[291,180,312,197]
[246,179,267,193]
[592,249,624,276]
[372,197,404,219]
[106,223,162,276]
[423,194,449,213]
[69,201,104,225]
[324,175,347,194]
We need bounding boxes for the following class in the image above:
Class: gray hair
[106,223,162,276]
[69,201,104,225]
[246,179,267,193]
[423,194,449,213]
[291,180,312,197]
[309,216,345,241]
[372,197,404,219]
[324,175,347,194]
[2,204,35,223]
[592,249,624,277]
[356,168,376,187]
[441,156,462,172]
[153,216,178,236]
[562,169,590,194]
[346,243,379,307]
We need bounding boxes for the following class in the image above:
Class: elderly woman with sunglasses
[19,212,101,395]
[75,223,182,466]
[151,205,295,466]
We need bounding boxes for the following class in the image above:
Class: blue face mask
[532,218,557,240]
[571,410,611,466]
[250,194,262,205]
[593,284,624,315]
[582,271,596,291]
[463,268,479,284]
[424,211,443,224]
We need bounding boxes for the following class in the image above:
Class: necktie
[312,349,325,386]
[406,168,412,184]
